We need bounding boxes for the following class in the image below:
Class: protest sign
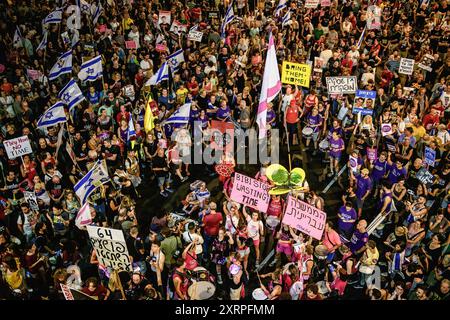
[314,57,324,72]
[326,76,357,94]
[399,58,414,75]
[4,136,33,159]
[418,54,434,72]
[230,173,270,213]
[367,147,377,161]
[86,226,132,272]
[158,11,171,25]
[305,0,320,8]
[424,146,436,167]
[281,61,311,88]
[125,40,136,49]
[24,191,39,211]
[353,90,376,115]
[210,120,234,152]
[156,44,167,52]
[170,20,187,34]
[367,5,381,29]
[60,284,75,300]
[207,11,219,19]
[381,123,393,136]
[321,0,331,6]
[27,69,42,81]
[349,155,358,172]
[416,167,435,187]
[188,30,203,42]
[282,196,327,240]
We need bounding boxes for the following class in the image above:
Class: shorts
[252,238,260,247]
[356,198,364,209]
[237,247,250,258]
[157,174,171,187]
[329,153,342,160]
[276,242,293,257]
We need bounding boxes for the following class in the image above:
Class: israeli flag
[42,8,63,25]
[58,79,85,111]
[49,50,73,80]
[13,26,23,48]
[78,55,103,82]
[76,0,91,14]
[282,10,292,28]
[167,49,184,73]
[164,103,191,124]
[74,160,110,204]
[91,1,103,25]
[36,31,48,52]
[275,0,287,17]
[145,62,169,86]
[37,102,67,128]
[127,116,136,141]
[220,2,235,38]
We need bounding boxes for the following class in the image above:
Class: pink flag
[75,202,92,229]
[256,33,281,138]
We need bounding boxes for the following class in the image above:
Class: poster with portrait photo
[366,5,381,30]
[158,11,171,26]
[417,54,435,72]
[352,90,376,116]
[170,20,187,35]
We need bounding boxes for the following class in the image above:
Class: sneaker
[165,188,174,193]
[160,191,168,197]
[181,176,188,183]
[327,172,334,177]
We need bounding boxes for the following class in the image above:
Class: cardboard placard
[281,61,311,88]
[4,136,33,159]
[326,76,357,94]
[230,173,271,213]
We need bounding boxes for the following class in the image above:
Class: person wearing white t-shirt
[242,207,264,268]
[128,25,140,49]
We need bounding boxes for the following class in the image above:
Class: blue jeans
[203,233,214,258]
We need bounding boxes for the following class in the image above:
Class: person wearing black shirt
[152,148,172,197]
[102,139,121,172]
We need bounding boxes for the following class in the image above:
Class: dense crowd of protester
[0,0,449,301]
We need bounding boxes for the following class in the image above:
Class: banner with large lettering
[230,173,270,213]
[281,61,311,88]
[282,196,327,240]
[326,76,357,94]
[4,136,33,159]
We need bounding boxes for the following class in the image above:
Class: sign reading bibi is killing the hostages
[281,61,311,88]
[326,76,357,94]
[282,196,327,240]
[87,226,132,272]
[230,173,270,213]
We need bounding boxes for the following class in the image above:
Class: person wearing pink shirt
[322,221,342,262]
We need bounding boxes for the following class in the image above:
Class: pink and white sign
[125,40,136,49]
[230,173,270,213]
[282,196,327,240]
[367,147,377,161]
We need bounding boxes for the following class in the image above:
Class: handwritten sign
[60,284,75,300]
[188,30,203,42]
[424,146,436,167]
[320,0,331,6]
[281,61,311,88]
[326,76,357,94]
[125,40,136,49]
[4,136,32,159]
[86,226,132,272]
[305,0,320,8]
[282,196,327,240]
[399,58,414,75]
[230,173,270,213]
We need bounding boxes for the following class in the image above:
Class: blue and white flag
[357,26,366,49]
[275,0,287,17]
[74,160,110,204]
[36,31,48,52]
[37,102,67,128]
[42,8,63,25]
[78,55,103,82]
[91,1,103,25]
[49,50,73,80]
[13,26,23,48]
[282,10,291,28]
[164,103,191,125]
[220,2,235,38]
[167,49,184,73]
[145,62,169,86]
[76,0,91,14]
[58,79,85,111]
[127,116,136,141]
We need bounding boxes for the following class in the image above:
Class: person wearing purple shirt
[338,202,358,239]
[386,153,407,184]
[327,119,345,140]
[352,168,372,218]
[304,108,323,152]
[329,131,345,177]
[266,105,276,127]
[348,220,369,256]
[216,101,231,121]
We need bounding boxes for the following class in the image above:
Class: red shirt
[202,212,223,237]
[185,252,198,271]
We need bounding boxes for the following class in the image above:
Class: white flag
[75,202,92,229]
